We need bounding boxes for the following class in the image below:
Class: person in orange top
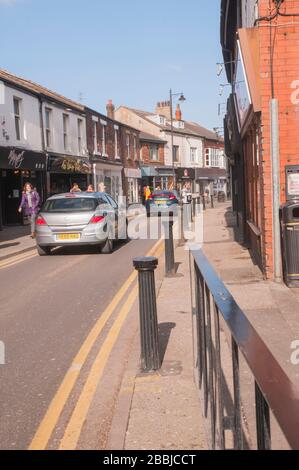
[145,186,151,200]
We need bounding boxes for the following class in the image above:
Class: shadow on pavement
[158,322,176,365]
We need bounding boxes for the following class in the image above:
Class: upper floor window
[126,134,130,159]
[13,97,21,141]
[173,145,179,163]
[93,121,98,153]
[133,135,137,160]
[45,108,52,148]
[114,128,119,158]
[205,148,220,167]
[150,144,158,161]
[77,118,83,154]
[63,114,69,151]
[190,147,198,163]
[101,121,107,155]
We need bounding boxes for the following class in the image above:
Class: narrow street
[0,235,158,450]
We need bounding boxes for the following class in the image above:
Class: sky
[0,0,225,131]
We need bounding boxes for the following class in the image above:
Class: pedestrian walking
[18,183,40,238]
[70,183,81,193]
[145,186,151,201]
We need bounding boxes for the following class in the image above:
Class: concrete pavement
[0,225,35,261]
[108,244,207,451]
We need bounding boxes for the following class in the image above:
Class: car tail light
[36,215,47,226]
[89,215,105,224]
[169,195,176,200]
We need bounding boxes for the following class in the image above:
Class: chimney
[106,99,115,120]
[175,104,182,121]
[155,100,171,120]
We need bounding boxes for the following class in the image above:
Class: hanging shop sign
[0,147,46,171]
[177,168,195,181]
[48,155,91,174]
[234,40,252,131]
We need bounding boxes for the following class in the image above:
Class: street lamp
[169,89,186,189]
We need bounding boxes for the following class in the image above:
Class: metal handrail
[191,249,299,450]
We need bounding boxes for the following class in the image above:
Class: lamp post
[169,89,186,189]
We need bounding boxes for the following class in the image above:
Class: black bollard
[133,257,160,371]
[163,220,175,277]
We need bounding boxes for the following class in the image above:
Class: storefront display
[0,147,46,225]
[48,154,92,195]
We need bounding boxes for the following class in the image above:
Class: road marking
[59,284,139,450]
[0,251,37,270]
[28,238,163,450]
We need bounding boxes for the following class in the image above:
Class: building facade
[0,71,46,226]
[221,0,299,279]
[115,103,227,195]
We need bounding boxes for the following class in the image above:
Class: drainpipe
[270,98,282,283]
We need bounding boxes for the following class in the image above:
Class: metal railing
[190,249,299,450]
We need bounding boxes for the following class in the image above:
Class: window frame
[13,97,21,141]
[63,113,69,151]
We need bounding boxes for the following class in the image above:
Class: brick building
[85,101,141,203]
[221,0,299,279]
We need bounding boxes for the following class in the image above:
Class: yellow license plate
[57,233,80,240]
[155,201,167,205]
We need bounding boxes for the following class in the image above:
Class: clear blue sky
[0,0,225,130]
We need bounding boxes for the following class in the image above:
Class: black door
[3,171,22,224]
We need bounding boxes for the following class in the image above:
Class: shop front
[0,147,46,226]
[195,168,227,199]
[176,167,196,193]
[124,168,142,204]
[47,154,92,195]
[92,161,123,201]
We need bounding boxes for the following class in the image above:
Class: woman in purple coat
[18,183,40,238]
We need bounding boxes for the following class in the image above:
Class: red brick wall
[258,0,299,278]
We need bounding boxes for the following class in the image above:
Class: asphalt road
[0,235,157,450]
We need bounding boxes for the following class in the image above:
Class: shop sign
[0,147,46,170]
[234,41,251,131]
[48,155,91,174]
[177,168,195,181]
[286,166,299,200]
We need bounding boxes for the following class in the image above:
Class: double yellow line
[0,250,37,270]
[29,238,164,450]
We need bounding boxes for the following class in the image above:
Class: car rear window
[42,197,101,212]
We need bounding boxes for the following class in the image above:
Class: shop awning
[141,166,158,177]
[124,168,142,179]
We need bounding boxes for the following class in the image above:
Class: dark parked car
[145,190,180,217]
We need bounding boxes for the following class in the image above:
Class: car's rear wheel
[37,245,51,256]
[100,225,114,254]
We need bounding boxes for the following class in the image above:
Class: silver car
[35,192,125,256]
